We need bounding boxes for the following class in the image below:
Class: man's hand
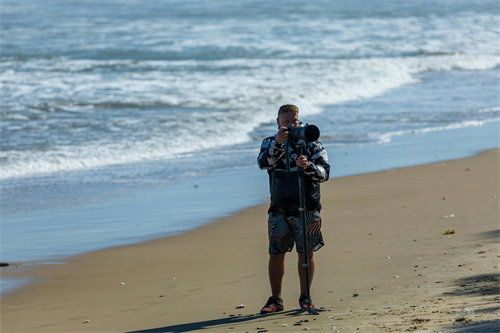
[276,126,289,145]
[295,155,308,169]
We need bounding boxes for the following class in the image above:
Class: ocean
[1,0,499,292]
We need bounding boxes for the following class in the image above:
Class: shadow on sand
[470,229,499,243]
[440,273,500,332]
[125,309,312,333]
[451,318,500,333]
[448,273,500,298]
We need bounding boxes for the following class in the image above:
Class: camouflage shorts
[267,210,324,254]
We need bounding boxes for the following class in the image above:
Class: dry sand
[1,149,499,333]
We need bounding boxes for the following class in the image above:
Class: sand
[1,149,499,333]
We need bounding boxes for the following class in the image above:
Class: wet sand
[1,149,498,332]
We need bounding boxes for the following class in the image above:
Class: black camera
[287,124,320,142]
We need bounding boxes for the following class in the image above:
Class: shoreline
[2,121,498,269]
[1,149,498,332]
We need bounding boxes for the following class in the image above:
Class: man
[257,104,330,314]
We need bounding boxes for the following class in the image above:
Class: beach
[1,1,499,331]
[2,0,499,266]
[1,149,498,333]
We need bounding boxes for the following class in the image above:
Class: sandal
[260,296,284,314]
[299,294,315,309]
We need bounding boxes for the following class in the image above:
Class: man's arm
[257,136,285,170]
[302,141,330,183]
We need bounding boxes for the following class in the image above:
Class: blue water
[1,0,499,294]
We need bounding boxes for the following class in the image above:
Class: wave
[2,115,499,180]
[1,54,499,179]
[375,117,500,145]
[1,7,498,60]
[477,106,500,113]
[2,54,499,114]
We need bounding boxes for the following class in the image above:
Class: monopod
[291,124,326,315]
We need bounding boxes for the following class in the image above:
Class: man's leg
[297,250,315,296]
[269,253,286,298]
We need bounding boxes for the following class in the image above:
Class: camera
[287,124,320,142]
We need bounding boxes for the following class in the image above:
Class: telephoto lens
[287,124,320,142]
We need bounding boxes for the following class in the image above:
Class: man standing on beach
[257,104,330,314]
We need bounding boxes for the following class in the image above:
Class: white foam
[2,5,499,180]
[373,118,500,145]
[477,106,500,113]
[2,53,500,179]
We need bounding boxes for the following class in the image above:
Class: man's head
[276,104,299,128]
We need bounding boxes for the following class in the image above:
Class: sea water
[1,0,499,292]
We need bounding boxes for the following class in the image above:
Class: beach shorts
[268,210,324,254]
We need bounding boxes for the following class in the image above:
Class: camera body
[287,124,320,142]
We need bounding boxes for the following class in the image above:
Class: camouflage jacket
[257,129,330,213]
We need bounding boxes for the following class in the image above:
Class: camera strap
[285,140,291,172]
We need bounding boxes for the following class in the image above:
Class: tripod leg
[298,251,315,295]
[296,142,320,315]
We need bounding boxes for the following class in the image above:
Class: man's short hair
[278,104,299,116]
